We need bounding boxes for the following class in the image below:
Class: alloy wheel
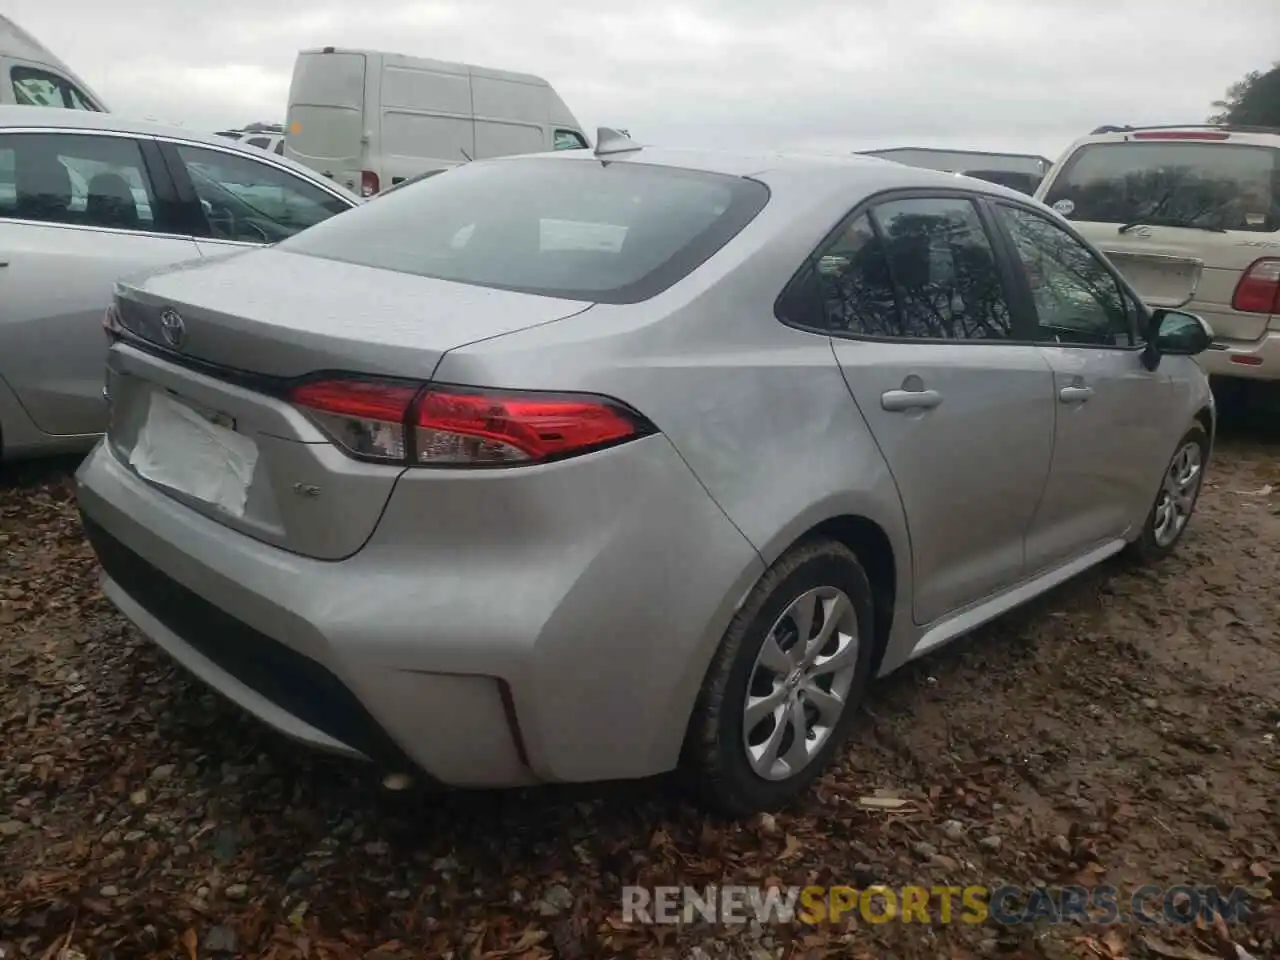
[1153,440,1203,548]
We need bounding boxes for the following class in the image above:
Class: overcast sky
[10,0,1278,162]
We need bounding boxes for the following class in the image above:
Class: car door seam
[1019,345,1063,569]
[826,337,917,602]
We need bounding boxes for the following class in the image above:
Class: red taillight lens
[413,387,648,465]
[289,378,653,466]
[360,170,380,197]
[1132,130,1231,141]
[290,378,419,462]
[1231,258,1280,315]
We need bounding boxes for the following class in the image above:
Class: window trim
[155,138,357,246]
[773,187,1043,346]
[0,129,187,239]
[9,64,102,112]
[982,196,1150,352]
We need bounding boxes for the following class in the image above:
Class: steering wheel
[205,201,236,239]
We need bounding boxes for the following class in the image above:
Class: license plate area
[128,389,259,519]
[1103,252,1201,306]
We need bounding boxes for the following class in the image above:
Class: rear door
[988,200,1176,570]
[1038,136,1280,344]
[781,192,1055,626]
[0,130,194,437]
[284,51,367,192]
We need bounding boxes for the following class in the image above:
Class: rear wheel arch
[730,513,899,689]
[1194,404,1214,451]
[805,515,896,674]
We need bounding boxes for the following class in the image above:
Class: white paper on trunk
[129,390,259,519]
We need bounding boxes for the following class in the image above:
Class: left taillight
[289,379,419,463]
[288,378,655,467]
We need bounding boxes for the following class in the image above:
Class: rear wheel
[1126,423,1208,562]
[683,538,875,817]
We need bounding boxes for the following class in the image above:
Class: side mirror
[1141,308,1213,370]
[1154,308,1213,355]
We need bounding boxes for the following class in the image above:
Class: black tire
[1124,422,1209,563]
[682,537,877,817]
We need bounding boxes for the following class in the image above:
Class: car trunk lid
[106,247,591,559]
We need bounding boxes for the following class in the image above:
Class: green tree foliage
[1209,62,1280,126]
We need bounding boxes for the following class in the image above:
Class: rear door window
[11,66,98,111]
[279,157,770,303]
[1042,141,1280,233]
[0,132,159,230]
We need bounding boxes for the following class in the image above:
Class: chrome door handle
[0,259,9,267]
[1059,385,1094,403]
[881,388,943,412]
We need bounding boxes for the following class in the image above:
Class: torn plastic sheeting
[128,391,259,518]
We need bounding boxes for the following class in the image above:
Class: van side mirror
[1140,308,1213,370]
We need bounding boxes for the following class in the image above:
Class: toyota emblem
[159,308,186,349]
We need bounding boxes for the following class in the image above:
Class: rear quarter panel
[432,181,916,706]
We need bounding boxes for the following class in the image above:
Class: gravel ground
[1,405,1278,960]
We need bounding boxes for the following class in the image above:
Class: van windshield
[279,157,770,303]
[1042,141,1280,233]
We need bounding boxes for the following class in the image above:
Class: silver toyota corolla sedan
[0,107,359,461]
[76,134,1216,815]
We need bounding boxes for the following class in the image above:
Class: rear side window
[1042,141,1280,233]
[780,197,1015,341]
[11,66,98,111]
[0,133,157,230]
[279,158,771,303]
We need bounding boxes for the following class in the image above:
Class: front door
[793,194,1056,625]
[988,201,1176,571]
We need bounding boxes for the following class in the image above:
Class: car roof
[1059,124,1280,154]
[479,144,1039,206]
[0,106,359,201]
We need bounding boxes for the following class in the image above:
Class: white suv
[1036,124,1280,382]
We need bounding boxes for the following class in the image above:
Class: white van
[284,47,589,197]
[0,14,108,111]
[1035,124,1280,383]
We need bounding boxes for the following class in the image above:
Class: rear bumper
[1197,329,1280,381]
[75,434,763,787]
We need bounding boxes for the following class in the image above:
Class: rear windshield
[1042,141,1280,233]
[278,157,770,303]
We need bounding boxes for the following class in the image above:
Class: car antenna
[594,127,641,159]
[459,147,472,162]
